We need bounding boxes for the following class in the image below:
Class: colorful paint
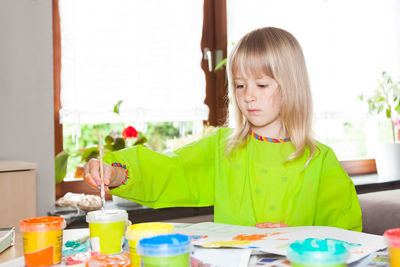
[137,234,191,267]
[86,209,128,254]
[233,234,269,241]
[125,222,174,267]
[233,232,283,241]
[86,252,131,266]
[287,238,349,267]
[189,235,208,241]
[202,240,251,248]
[384,228,400,267]
[19,216,66,267]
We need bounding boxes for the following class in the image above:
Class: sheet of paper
[175,222,386,264]
[191,247,251,267]
[0,227,15,254]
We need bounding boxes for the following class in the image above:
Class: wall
[0,0,55,216]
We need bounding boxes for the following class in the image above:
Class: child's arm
[313,149,362,231]
[101,129,224,209]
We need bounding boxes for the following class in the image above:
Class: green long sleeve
[313,149,362,231]
[103,129,223,208]
[104,127,362,231]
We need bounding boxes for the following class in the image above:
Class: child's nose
[245,95,255,103]
[244,88,256,103]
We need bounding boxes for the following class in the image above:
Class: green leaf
[375,104,381,113]
[113,100,123,115]
[214,58,227,71]
[105,135,113,144]
[55,151,69,184]
[395,102,400,112]
[104,143,114,151]
[386,108,391,119]
[134,135,148,146]
[376,96,385,102]
[81,146,99,162]
[113,137,126,151]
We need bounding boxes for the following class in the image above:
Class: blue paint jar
[137,234,191,267]
[287,238,350,267]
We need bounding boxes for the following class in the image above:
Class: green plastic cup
[287,238,349,267]
[86,209,128,254]
[137,234,190,267]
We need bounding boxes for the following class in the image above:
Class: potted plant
[55,125,147,183]
[360,71,400,181]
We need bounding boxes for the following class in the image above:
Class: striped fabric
[251,131,291,143]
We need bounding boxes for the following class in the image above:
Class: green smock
[104,128,362,231]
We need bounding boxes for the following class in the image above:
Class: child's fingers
[255,222,289,228]
[268,223,289,228]
[83,169,98,189]
[255,222,272,228]
[88,159,101,185]
[103,164,113,186]
[104,186,110,194]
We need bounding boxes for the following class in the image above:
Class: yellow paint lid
[126,222,174,241]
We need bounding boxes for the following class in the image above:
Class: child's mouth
[248,109,261,114]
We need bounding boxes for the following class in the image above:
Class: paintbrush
[98,134,106,211]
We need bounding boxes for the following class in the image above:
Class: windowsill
[351,173,400,185]
[351,173,400,194]
[63,177,83,182]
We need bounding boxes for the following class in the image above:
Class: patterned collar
[251,131,291,143]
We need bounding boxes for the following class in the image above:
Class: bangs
[231,41,274,80]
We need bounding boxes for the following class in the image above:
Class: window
[58,0,208,126]
[53,1,394,197]
[53,0,227,196]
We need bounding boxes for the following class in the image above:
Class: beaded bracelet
[111,162,129,188]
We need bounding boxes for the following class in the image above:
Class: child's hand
[255,222,289,228]
[83,159,115,193]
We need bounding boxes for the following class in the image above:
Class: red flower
[121,126,138,140]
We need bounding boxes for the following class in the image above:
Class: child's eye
[235,84,245,89]
[258,84,269,88]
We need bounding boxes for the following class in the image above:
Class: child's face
[234,74,282,135]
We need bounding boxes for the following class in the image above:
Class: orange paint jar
[19,216,66,267]
[384,228,400,267]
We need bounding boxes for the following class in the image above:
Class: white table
[0,226,388,267]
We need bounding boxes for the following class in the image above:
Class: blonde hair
[225,27,317,167]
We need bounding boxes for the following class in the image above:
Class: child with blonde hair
[84,27,362,231]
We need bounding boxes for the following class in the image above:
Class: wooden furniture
[0,161,37,228]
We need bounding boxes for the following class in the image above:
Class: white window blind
[227,0,400,160]
[58,0,208,126]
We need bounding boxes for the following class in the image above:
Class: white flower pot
[376,143,400,182]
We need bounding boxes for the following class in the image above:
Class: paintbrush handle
[98,135,105,194]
